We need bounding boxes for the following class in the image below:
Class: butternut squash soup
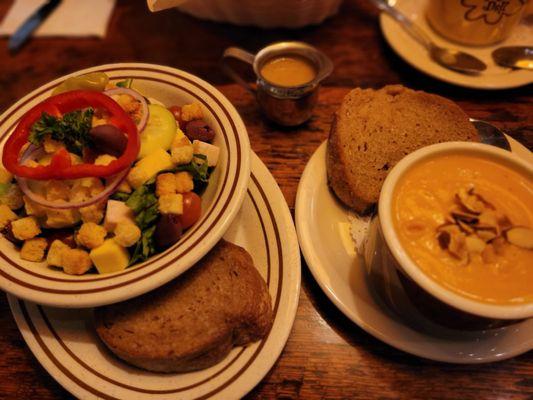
[392,154,533,305]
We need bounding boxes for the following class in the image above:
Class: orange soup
[260,55,316,87]
[392,154,533,305]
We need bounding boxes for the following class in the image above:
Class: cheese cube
[127,148,175,189]
[192,140,219,167]
[90,239,129,274]
[104,200,135,232]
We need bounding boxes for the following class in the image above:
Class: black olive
[89,124,128,157]
[154,214,183,250]
[185,120,215,143]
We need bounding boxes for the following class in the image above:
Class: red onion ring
[104,87,149,133]
[16,145,129,210]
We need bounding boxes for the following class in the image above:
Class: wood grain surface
[0,0,531,399]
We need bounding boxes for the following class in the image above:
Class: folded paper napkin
[0,0,116,38]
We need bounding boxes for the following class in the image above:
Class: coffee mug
[426,0,529,46]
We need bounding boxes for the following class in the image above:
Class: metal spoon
[492,46,533,70]
[470,119,511,152]
[371,0,487,74]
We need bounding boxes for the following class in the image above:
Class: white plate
[380,0,533,89]
[8,151,301,399]
[0,63,250,308]
[296,138,533,364]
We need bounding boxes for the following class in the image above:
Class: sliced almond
[465,235,486,254]
[451,211,479,225]
[448,232,468,264]
[474,191,495,210]
[405,219,426,234]
[437,231,451,249]
[481,244,497,263]
[497,215,513,231]
[504,226,533,250]
[475,228,498,243]
[437,223,461,235]
[477,210,499,230]
[456,187,485,214]
[492,236,507,255]
[457,220,475,234]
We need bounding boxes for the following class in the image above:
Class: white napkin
[0,0,116,38]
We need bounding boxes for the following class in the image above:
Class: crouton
[23,196,46,217]
[158,194,183,215]
[0,205,17,230]
[11,217,41,240]
[47,239,70,267]
[77,222,107,249]
[174,171,194,193]
[61,248,93,275]
[45,209,81,228]
[0,184,24,210]
[181,103,203,122]
[46,181,70,202]
[116,181,132,194]
[20,238,48,262]
[80,203,105,224]
[114,221,141,247]
[171,135,193,165]
[156,173,176,197]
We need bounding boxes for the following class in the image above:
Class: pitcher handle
[221,47,256,94]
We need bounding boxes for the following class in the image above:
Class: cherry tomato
[180,192,202,229]
[168,105,184,129]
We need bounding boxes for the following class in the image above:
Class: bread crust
[94,240,272,373]
[327,85,479,214]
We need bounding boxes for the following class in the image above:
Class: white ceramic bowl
[0,63,250,308]
[176,0,342,28]
[378,142,533,321]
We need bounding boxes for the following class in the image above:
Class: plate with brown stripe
[8,151,301,399]
[0,63,250,308]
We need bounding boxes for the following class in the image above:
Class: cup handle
[221,47,256,94]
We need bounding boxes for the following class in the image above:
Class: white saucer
[295,139,533,364]
[380,0,533,89]
[8,151,301,400]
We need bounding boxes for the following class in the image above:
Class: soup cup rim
[379,141,533,320]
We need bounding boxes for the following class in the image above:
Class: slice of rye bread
[327,85,479,214]
[94,240,272,373]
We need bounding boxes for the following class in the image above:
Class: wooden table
[0,1,531,399]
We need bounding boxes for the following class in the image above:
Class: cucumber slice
[138,104,176,159]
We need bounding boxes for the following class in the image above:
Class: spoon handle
[369,0,432,50]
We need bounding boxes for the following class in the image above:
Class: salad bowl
[0,63,250,308]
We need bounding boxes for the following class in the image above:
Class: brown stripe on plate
[20,301,118,400]
[0,66,246,294]
[19,175,284,398]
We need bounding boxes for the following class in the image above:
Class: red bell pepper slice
[2,90,139,180]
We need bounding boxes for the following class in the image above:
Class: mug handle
[221,47,256,94]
